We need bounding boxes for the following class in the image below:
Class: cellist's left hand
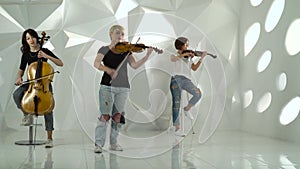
[38,50,48,59]
[38,50,63,66]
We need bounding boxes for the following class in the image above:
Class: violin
[21,32,55,116]
[182,50,217,59]
[113,42,163,54]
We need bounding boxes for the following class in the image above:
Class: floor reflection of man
[171,143,181,169]
[94,153,119,169]
[95,154,106,169]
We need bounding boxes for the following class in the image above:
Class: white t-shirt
[171,56,192,79]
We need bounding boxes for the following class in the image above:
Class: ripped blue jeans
[95,85,129,147]
[170,75,201,126]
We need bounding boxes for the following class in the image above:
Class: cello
[21,32,55,116]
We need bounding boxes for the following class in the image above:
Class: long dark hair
[20,28,39,53]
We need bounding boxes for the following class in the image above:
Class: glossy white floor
[1,122,299,169]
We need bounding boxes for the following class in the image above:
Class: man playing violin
[13,28,63,148]
[170,37,207,137]
[93,25,153,153]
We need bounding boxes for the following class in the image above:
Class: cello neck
[35,58,43,79]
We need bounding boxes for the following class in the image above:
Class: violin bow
[109,52,131,84]
[110,38,141,84]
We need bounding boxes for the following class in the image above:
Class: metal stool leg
[15,124,47,146]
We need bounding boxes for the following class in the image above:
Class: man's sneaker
[109,144,123,151]
[21,114,33,126]
[94,144,102,153]
[174,129,185,137]
[45,139,53,148]
[184,110,194,120]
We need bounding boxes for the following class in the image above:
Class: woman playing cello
[13,28,63,148]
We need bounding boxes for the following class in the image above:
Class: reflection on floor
[0,128,299,169]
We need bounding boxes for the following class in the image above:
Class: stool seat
[20,123,42,126]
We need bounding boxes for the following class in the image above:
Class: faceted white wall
[0,0,254,143]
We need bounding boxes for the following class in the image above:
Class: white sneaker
[109,144,123,151]
[174,130,185,137]
[94,145,102,153]
[21,114,33,126]
[184,110,194,120]
[45,139,53,148]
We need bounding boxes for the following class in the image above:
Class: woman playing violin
[13,28,63,148]
[170,37,207,137]
[94,25,153,153]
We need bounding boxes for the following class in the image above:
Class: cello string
[17,71,60,86]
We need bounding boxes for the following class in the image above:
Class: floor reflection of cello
[21,32,55,116]
[19,146,34,169]
[19,147,53,169]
